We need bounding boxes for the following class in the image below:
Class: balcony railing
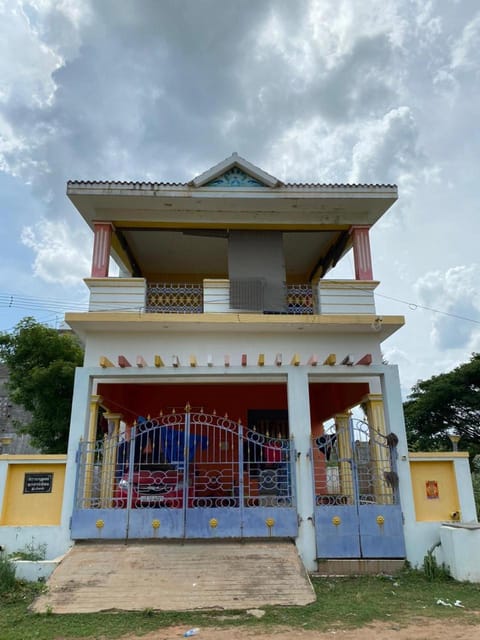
[286,284,315,315]
[146,282,315,315]
[84,278,377,316]
[147,283,203,314]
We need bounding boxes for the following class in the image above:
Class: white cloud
[0,2,60,108]
[0,0,90,179]
[0,0,479,387]
[450,12,480,70]
[414,265,480,350]
[21,218,91,285]
[349,107,420,185]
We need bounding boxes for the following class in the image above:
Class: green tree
[0,317,84,453]
[403,353,480,459]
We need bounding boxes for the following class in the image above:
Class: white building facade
[61,154,420,572]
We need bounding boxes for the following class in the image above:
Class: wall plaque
[23,472,53,494]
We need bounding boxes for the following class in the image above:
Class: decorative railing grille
[286,284,315,314]
[146,282,315,314]
[146,283,203,314]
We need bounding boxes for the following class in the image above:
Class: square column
[100,413,122,508]
[60,367,94,546]
[91,223,113,277]
[350,225,373,280]
[334,412,354,501]
[381,366,417,558]
[362,394,394,503]
[287,368,317,571]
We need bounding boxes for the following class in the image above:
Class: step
[32,539,315,613]
[313,558,405,577]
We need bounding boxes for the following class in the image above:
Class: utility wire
[373,291,480,325]
[1,282,479,329]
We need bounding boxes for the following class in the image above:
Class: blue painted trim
[205,167,266,188]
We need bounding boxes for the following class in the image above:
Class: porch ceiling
[119,227,340,280]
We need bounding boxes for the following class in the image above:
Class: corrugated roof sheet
[67,180,186,187]
[67,180,397,189]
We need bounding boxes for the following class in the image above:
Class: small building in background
[0,365,38,455]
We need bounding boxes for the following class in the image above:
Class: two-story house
[63,153,412,572]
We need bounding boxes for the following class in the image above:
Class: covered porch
[69,372,405,564]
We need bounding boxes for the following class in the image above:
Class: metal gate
[71,409,297,540]
[312,418,405,558]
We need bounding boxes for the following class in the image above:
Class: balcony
[84,278,378,316]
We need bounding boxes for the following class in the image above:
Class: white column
[60,367,94,539]
[381,366,417,560]
[287,368,317,572]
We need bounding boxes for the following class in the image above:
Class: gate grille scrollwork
[72,410,297,540]
[312,417,405,559]
[312,418,399,508]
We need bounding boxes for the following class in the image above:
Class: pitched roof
[67,153,397,191]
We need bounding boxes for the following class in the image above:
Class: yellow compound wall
[410,455,460,522]
[0,458,66,526]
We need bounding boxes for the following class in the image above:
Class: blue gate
[71,409,297,540]
[312,418,405,559]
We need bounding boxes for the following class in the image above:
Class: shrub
[9,540,47,562]
[423,544,450,581]
[0,551,17,595]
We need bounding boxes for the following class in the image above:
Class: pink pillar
[350,226,373,280]
[91,223,113,277]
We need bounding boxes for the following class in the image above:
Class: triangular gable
[191,152,280,188]
[205,167,266,187]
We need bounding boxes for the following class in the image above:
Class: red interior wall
[309,382,369,436]
[97,382,288,427]
[98,380,369,433]
[309,382,369,494]
[97,380,369,491]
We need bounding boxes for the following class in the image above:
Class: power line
[1,283,479,330]
[0,293,88,312]
[342,251,480,325]
[373,292,480,326]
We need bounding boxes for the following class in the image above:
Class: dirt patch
[108,620,478,640]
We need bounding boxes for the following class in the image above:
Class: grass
[1,567,480,640]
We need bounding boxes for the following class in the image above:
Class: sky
[0,0,479,397]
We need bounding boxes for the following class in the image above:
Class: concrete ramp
[33,540,315,613]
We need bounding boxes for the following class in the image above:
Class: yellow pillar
[100,413,122,508]
[335,412,354,503]
[362,394,393,504]
[83,395,103,505]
